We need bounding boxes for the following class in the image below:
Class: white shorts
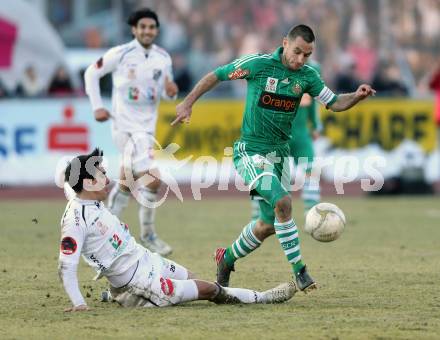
[110,252,190,307]
[111,129,157,173]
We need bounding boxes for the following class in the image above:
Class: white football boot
[260,281,298,303]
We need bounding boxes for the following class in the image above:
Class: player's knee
[147,177,161,192]
[275,195,292,219]
[118,182,130,193]
[136,169,161,191]
[255,220,275,239]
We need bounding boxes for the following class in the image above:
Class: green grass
[1,196,439,339]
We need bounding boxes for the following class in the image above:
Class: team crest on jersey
[291,81,303,95]
[265,77,278,93]
[60,237,77,255]
[153,69,162,81]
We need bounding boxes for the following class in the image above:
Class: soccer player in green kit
[250,60,322,220]
[172,25,375,291]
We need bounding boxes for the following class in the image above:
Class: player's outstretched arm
[328,84,376,112]
[58,260,88,312]
[171,72,220,126]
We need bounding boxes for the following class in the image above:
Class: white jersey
[58,197,145,306]
[84,39,175,134]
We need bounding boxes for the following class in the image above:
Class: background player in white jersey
[59,148,297,311]
[84,8,177,256]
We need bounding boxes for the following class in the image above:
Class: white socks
[138,188,158,241]
[222,287,262,303]
[108,185,130,217]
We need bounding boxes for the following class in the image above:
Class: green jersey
[214,47,336,146]
[291,60,322,140]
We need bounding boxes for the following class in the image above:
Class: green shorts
[233,140,291,224]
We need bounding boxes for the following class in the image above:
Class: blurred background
[0,0,439,197]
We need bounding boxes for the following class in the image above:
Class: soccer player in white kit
[58,148,297,311]
[84,8,176,256]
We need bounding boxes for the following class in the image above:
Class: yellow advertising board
[320,99,436,152]
[157,99,436,160]
[156,100,244,160]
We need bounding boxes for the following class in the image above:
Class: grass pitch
[0,195,439,339]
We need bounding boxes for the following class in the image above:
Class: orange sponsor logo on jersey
[228,68,249,80]
[259,92,297,112]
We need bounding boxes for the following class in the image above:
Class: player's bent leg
[215,177,277,287]
[138,277,296,306]
[215,219,264,287]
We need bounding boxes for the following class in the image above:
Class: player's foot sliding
[295,265,317,293]
[260,282,298,303]
[210,282,297,304]
[214,247,234,287]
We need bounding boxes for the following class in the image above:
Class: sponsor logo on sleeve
[265,77,278,93]
[258,91,299,112]
[228,68,249,80]
[160,277,175,296]
[60,237,77,255]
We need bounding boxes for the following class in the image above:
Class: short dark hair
[64,148,104,193]
[127,8,160,28]
[287,24,315,43]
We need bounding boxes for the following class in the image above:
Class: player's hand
[64,304,90,312]
[355,84,376,100]
[165,77,178,98]
[172,102,192,126]
[312,130,320,140]
[94,108,110,122]
[300,94,312,107]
